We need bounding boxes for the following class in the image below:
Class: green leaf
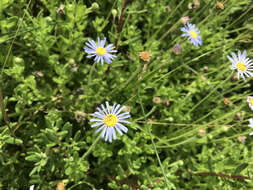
[234,163,248,175]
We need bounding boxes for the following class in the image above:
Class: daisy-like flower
[84,37,117,65]
[227,50,253,80]
[181,23,202,47]
[247,96,253,110]
[248,118,253,135]
[90,102,131,143]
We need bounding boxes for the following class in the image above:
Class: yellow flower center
[249,98,253,106]
[96,47,106,56]
[236,62,246,71]
[189,30,197,39]
[104,114,117,127]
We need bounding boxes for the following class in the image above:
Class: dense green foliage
[0,0,253,189]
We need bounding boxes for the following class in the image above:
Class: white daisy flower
[227,50,253,80]
[247,96,253,110]
[84,37,117,65]
[90,102,131,143]
[248,118,253,135]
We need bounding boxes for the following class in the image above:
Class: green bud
[14,57,23,63]
[112,9,117,18]
[91,2,99,10]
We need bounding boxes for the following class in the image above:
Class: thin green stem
[138,90,170,188]
[1,0,32,75]
[81,135,100,160]
[186,72,233,115]
[88,62,97,85]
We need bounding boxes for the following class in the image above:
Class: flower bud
[112,9,117,18]
[91,2,99,10]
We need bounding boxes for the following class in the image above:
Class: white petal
[96,107,106,115]
[111,103,117,113]
[231,52,239,63]
[227,55,235,64]
[101,126,107,138]
[112,127,117,140]
[95,125,105,133]
[115,125,123,136]
[105,128,109,141]
[101,104,108,115]
[92,112,104,118]
[242,50,247,60]
[117,112,130,117]
[118,119,131,124]
[115,105,126,116]
[91,122,104,128]
[90,118,103,122]
[116,123,128,133]
[112,104,121,114]
[106,101,111,113]
[101,37,106,47]
[108,127,113,143]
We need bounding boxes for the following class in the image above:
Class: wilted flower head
[57,4,65,14]
[193,0,200,8]
[248,118,253,135]
[153,97,161,104]
[84,37,117,65]
[124,106,131,112]
[223,97,230,105]
[235,112,243,121]
[57,182,65,190]
[181,23,202,47]
[166,6,171,12]
[181,16,190,24]
[238,136,246,143]
[198,129,206,136]
[202,66,209,72]
[162,99,170,106]
[247,96,253,110]
[172,44,182,55]
[216,2,224,9]
[139,51,152,62]
[75,111,86,124]
[227,50,253,80]
[91,102,131,143]
[188,0,200,9]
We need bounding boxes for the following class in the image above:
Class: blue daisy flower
[227,50,253,80]
[180,23,202,47]
[90,102,131,143]
[84,37,117,65]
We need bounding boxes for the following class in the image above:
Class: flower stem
[138,90,170,188]
[82,135,100,160]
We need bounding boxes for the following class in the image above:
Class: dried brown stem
[0,87,15,137]
[106,0,129,74]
